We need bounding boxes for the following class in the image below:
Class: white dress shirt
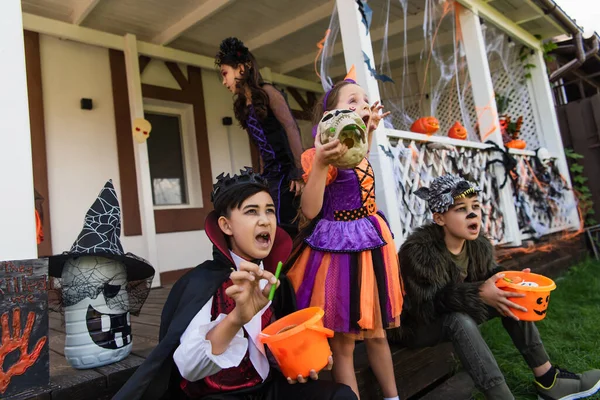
[173,252,271,382]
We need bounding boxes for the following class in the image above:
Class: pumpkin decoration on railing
[496,92,527,149]
[448,121,467,140]
[501,115,527,149]
[410,117,439,135]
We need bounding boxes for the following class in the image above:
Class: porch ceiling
[21,0,573,83]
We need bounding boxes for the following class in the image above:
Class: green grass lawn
[473,258,600,400]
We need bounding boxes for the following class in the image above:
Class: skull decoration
[536,147,554,167]
[62,256,132,369]
[318,109,368,169]
[132,118,152,144]
[49,180,154,370]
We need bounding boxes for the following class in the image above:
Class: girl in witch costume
[284,70,404,399]
[114,168,356,400]
[215,37,305,238]
[48,180,155,369]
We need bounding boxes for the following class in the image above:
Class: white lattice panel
[434,82,479,141]
[512,154,575,238]
[386,137,507,245]
[387,101,421,132]
[490,62,542,149]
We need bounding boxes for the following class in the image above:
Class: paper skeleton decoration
[318,109,368,169]
[49,180,154,369]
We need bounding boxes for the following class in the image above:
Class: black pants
[267,176,299,238]
[399,310,550,393]
[200,371,357,400]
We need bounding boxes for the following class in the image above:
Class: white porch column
[529,50,580,230]
[458,5,522,246]
[0,0,37,260]
[336,0,403,250]
[123,34,161,287]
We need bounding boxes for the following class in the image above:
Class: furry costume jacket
[389,223,503,341]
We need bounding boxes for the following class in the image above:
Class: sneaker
[536,367,600,400]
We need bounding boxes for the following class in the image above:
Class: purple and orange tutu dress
[287,149,404,338]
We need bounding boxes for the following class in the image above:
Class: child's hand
[290,179,305,196]
[286,356,333,384]
[368,101,391,132]
[479,273,527,320]
[314,133,348,168]
[227,261,279,326]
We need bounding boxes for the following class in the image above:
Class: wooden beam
[123,33,160,287]
[279,13,423,73]
[165,62,189,90]
[336,0,403,251]
[287,87,309,111]
[139,55,151,74]
[246,1,334,51]
[109,49,143,237]
[457,4,522,245]
[71,0,101,25]
[24,30,53,257]
[152,0,235,45]
[456,0,542,50]
[22,13,322,92]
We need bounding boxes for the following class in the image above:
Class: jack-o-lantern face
[534,295,550,316]
[318,109,368,169]
[61,256,132,369]
[410,117,439,134]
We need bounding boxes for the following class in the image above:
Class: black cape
[113,212,297,400]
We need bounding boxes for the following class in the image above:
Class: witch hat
[49,180,155,282]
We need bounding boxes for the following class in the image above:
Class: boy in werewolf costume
[114,168,356,400]
[387,174,600,400]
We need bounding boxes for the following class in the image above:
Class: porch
[2,0,589,273]
[26,233,588,400]
[0,0,595,398]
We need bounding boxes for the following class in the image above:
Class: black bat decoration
[356,0,372,35]
[379,144,394,158]
[363,51,395,83]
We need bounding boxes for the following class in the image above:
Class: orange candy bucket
[259,307,333,378]
[495,271,557,321]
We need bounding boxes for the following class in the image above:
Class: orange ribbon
[314,29,331,81]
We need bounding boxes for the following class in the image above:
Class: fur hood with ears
[388,223,503,342]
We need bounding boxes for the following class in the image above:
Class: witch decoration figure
[49,180,155,369]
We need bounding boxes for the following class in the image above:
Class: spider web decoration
[69,183,124,255]
[385,138,506,245]
[49,257,152,317]
[512,154,575,238]
[49,180,154,317]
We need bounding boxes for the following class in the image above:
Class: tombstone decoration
[49,180,155,369]
[0,258,49,398]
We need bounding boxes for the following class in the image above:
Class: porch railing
[382,129,578,247]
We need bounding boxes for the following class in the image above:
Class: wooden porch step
[418,371,475,400]
[346,342,455,399]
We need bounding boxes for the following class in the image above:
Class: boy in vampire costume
[387,174,600,400]
[114,168,356,400]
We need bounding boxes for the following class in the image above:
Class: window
[144,99,203,210]
[145,112,187,206]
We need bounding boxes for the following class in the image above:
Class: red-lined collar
[203,211,292,273]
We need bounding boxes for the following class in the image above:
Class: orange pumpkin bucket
[259,307,333,378]
[495,271,556,321]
